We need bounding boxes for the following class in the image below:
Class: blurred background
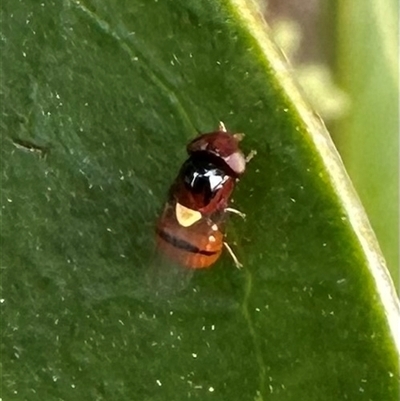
[262,0,399,291]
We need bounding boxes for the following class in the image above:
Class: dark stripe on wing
[156,228,217,256]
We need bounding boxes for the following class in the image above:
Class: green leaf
[1,1,398,400]
[334,0,399,287]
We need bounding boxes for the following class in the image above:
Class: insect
[156,122,253,269]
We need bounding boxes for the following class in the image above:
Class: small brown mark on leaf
[12,138,50,159]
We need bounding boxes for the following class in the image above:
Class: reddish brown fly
[156,122,251,269]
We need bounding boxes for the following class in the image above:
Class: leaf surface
[1,1,398,400]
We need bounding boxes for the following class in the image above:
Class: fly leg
[225,207,246,220]
[223,242,243,269]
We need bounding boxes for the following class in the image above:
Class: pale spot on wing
[175,203,202,227]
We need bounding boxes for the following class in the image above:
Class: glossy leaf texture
[1,1,399,400]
